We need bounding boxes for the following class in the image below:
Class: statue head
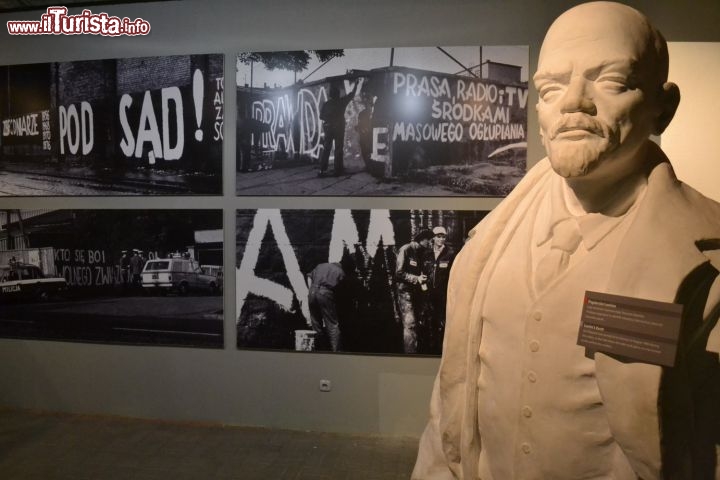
[534,1,680,181]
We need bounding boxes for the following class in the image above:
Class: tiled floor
[0,409,419,479]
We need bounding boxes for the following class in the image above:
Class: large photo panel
[0,210,223,347]
[236,46,528,196]
[236,209,489,355]
[0,54,224,195]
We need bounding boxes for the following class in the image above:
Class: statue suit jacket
[413,143,720,480]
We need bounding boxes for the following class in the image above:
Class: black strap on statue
[660,250,720,480]
[689,240,720,352]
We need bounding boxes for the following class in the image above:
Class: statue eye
[597,76,630,93]
[538,84,564,101]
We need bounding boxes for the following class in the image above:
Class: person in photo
[425,226,455,355]
[307,261,347,352]
[395,229,434,354]
[318,81,358,177]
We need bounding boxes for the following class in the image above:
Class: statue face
[534,3,664,179]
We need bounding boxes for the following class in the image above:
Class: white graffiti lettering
[468,122,525,141]
[393,122,464,143]
[236,209,311,324]
[2,113,39,137]
[58,102,93,155]
[456,80,499,103]
[431,100,509,123]
[94,265,121,286]
[56,248,119,286]
[161,87,184,160]
[371,127,389,163]
[504,86,529,109]
[237,209,395,325]
[392,121,525,143]
[393,73,452,98]
[118,87,185,163]
[298,87,325,156]
[328,210,395,262]
[249,86,328,159]
[41,110,51,150]
[62,265,93,286]
[54,249,71,262]
[392,74,528,111]
[213,76,224,141]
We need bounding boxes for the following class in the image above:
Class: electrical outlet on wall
[319,379,332,392]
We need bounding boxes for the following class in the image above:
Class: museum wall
[0,0,718,436]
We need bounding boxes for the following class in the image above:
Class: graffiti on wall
[236,208,488,354]
[54,248,122,287]
[237,66,527,178]
[0,54,224,177]
[389,71,527,144]
[243,78,368,160]
[236,47,530,196]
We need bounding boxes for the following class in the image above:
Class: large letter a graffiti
[236,210,311,324]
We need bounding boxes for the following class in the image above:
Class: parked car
[141,257,219,295]
[0,263,67,302]
[200,265,223,293]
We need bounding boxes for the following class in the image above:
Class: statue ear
[654,82,680,135]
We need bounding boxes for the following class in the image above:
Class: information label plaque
[577,291,683,367]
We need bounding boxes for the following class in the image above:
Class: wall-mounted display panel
[0,54,224,196]
[0,209,223,347]
[236,46,528,196]
[236,209,489,355]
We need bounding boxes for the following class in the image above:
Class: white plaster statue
[413,2,720,479]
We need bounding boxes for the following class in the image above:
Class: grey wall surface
[0,0,718,436]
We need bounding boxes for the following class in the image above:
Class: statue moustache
[549,114,608,140]
[544,114,614,177]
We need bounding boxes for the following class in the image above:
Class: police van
[0,263,67,302]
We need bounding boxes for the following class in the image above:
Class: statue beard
[542,114,617,178]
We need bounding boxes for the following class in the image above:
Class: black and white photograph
[0,209,223,347]
[236,46,528,196]
[236,209,489,355]
[0,54,224,196]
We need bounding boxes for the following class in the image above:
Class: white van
[141,258,219,295]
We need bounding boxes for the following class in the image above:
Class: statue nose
[560,78,597,115]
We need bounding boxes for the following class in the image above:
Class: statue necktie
[534,218,582,294]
